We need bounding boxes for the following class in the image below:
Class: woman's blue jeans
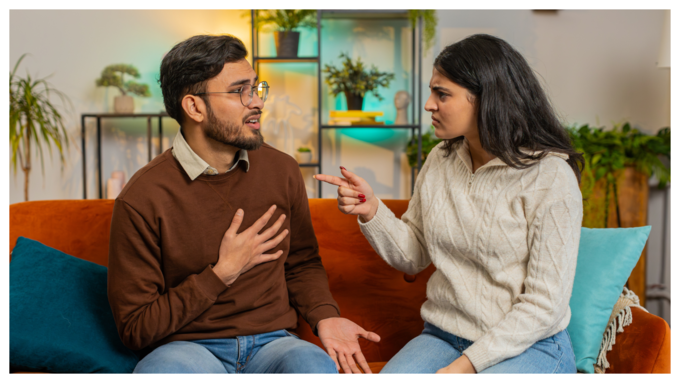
[381,322,577,373]
[133,329,337,373]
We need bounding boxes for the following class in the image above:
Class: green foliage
[568,122,670,227]
[406,125,441,168]
[10,54,71,200]
[251,10,318,32]
[323,53,395,101]
[408,10,438,53]
[297,147,311,152]
[95,64,151,97]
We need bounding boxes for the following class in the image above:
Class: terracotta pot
[581,166,649,305]
[274,31,300,58]
[344,91,364,110]
[114,95,134,114]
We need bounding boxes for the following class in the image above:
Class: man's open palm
[317,317,380,374]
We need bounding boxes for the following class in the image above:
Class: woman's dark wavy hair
[160,34,248,124]
[434,34,583,182]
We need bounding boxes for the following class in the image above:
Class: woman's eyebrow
[430,85,449,92]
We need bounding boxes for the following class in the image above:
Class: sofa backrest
[10,199,434,363]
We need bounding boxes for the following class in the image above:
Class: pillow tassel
[594,287,648,373]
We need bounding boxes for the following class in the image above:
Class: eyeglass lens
[241,82,269,106]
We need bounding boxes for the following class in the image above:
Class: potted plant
[568,122,670,229]
[10,54,71,201]
[253,10,318,58]
[323,53,395,110]
[295,146,313,164]
[408,10,438,53]
[406,125,441,168]
[95,64,151,114]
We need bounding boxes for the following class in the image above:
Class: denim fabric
[133,330,338,373]
[381,322,576,373]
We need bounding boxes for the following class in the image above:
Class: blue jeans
[381,322,576,373]
[133,329,338,373]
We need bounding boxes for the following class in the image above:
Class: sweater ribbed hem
[357,198,392,237]
[194,266,229,301]
[463,343,495,373]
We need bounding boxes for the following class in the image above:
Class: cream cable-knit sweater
[358,138,583,372]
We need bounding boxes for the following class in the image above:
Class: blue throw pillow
[10,237,139,373]
[567,226,651,373]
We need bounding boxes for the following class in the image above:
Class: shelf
[321,124,418,129]
[253,57,319,64]
[81,113,169,118]
[321,10,409,19]
[298,163,320,168]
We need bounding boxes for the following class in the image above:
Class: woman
[315,34,583,374]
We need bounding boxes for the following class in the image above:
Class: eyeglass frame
[193,81,269,106]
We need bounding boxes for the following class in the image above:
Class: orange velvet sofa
[9,199,671,373]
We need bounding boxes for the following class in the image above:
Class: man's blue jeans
[381,322,577,373]
[133,329,338,373]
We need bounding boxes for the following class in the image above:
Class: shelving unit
[251,10,423,198]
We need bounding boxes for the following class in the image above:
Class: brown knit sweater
[107,145,339,351]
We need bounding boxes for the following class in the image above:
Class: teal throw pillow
[567,226,651,373]
[10,237,139,373]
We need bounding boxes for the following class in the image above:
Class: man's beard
[205,104,264,151]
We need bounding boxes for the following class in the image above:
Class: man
[107,34,379,374]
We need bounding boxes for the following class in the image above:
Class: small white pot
[114,95,134,114]
[295,151,312,164]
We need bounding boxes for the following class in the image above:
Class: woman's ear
[181,94,206,124]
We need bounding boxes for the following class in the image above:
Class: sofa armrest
[605,307,670,373]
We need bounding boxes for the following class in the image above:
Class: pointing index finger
[313,174,350,188]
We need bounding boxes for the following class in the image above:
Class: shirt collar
[455,137,569,173]
[171,129,250,180]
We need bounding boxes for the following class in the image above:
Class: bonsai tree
[408,10,438,53]
[297,147,312,153]
[568,122,670,228]
[95,64,151,97]
[252,10,317,32]
[10,54,71,201]
[323,53,395,110]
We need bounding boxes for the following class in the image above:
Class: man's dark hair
[434,34,583,182]
[160,34,248,124]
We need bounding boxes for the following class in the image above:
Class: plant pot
[114,95,134,114]
[295,151,312,164]
[274,31,300,58]
[344,91,364,111]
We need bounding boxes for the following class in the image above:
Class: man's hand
[436,354,477,374]
[317,317,380,374]
[212,205,289,286]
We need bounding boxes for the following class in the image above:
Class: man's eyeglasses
[194,81,269,106]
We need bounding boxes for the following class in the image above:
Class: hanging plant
[408,10,438,53]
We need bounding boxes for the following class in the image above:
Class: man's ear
[181,94,206,124]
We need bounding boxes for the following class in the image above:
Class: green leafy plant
[297,147,311,153]
[568,122,670,227]
[95,64,151,97]
[406,125,441,168]
[251,10,317,32]
[408,10,438,53]
[323,53,395,101]
[10,54,71,201]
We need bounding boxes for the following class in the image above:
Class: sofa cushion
[10,237,138,373]
[567,226,651,373]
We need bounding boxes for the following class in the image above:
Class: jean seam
[551,340,565,373]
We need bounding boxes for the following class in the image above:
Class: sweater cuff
[194,265,230,301]
[306,304,341,336]
[357,198,392,237]
[462,342,495,373]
